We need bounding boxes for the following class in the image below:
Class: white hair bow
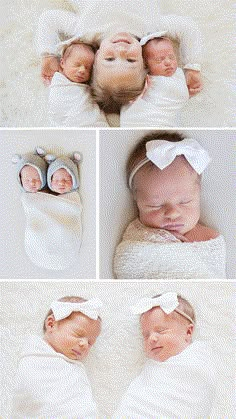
[140,31,168,46]
[128,139,211,188]
[131,292,179,315]
[51,298,103,321]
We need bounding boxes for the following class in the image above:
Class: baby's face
[51,168,73,194]
[143,39,178,76]
[95,32,145,91]
[141,307,193,362]
[134,157,201,235]
[46,312,101,360]
[20,165,42,192]
[60,45,95,83]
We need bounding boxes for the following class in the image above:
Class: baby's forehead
[145,38,175,53]
[69,44,95,58]
[21,165,39,175]
[52,168,71,177]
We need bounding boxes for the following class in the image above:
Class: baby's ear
[73,152,82,163]
[35,146,46,157]
[12,154,21,164]
[45,154,56,164]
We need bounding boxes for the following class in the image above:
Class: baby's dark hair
[150,293,196,324]
[127,131,185,188]
[43,296,96,333]
[62,41,96,61]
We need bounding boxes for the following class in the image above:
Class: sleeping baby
[120,36,191,127]
[113,292,217,418]
[48,40,109,127]
[12,149,83,270]
[11,296,102,418]
[114,131,226,279]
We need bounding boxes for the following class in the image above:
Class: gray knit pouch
[47,156,79,191]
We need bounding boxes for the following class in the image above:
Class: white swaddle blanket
[114,219,226,279]
[120,69,189,127]
[11,335,97,419]
[48,72,108,127]
[113,341,217,419]
[21,191,82,270]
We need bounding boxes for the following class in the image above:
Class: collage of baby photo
[0,1,235,418]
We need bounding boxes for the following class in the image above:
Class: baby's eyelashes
[105,57,115,61]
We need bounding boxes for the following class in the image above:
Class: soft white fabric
[131,292,179,315]
[51,298,103,321]
[21,191,82,270]
[113,341,217,418]
[11,335,97,419]
[48,72,108,127]
[114,219,227,279]
[35,3,202,69]
[120,69,189,127]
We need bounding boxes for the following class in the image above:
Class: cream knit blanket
[114,219,226,279]
[11,335,97,418]
[21,191,82,270]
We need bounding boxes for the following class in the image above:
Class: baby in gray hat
[46,152,81,194]
[12,147,47,192]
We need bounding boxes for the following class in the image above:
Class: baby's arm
[158,15,203,95]
[35,10,78,83]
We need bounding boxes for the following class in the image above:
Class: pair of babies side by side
[11,293,217,418]
[12,149,82,270]
[114,132,226,279]
[36,0,203,124]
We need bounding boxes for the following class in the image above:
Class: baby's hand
[41,56,60,86]
[185,70,203,97]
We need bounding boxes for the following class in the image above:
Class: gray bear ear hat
[12,147,47,191]
[46,152,82,191]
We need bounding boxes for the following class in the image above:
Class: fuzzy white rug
[0,281,235,418]
[0,0,235,127]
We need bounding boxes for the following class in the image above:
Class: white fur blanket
[21,191,82,270]
[11,334,97,418]
[113,341,217,418]
[114,219,226,279]
[0,0,234,127]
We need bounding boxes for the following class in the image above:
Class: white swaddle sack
[48,72,108,127]
[113,341,217,419]
[114,219,226,279]
[120,69,189,127]
[21,191,82,270]
[11,335,97,419]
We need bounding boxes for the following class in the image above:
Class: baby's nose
[149,332,159,342]
[165,204,180,219]
[77,65,86,73]
[78,337,88,347]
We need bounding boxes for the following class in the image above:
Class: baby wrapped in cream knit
[112,341,217,418]
[114,218,226,279]
[11,334,97,419]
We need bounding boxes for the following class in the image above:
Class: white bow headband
[128,139,211,189]
[50,298,103,321]
[131,292,194,324]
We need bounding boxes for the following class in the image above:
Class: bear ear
[35,146,46,157]
[12,154,21,164]
[45,154,56,164]
[73,152,82,163]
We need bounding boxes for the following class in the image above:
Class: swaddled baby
[113,292,217,418]
[114,131,226,279]
[12,149,83,270]
[11,296,102,418]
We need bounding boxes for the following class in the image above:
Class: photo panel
[99,129,235,279]
[0,280,235,418]
[0,129,97,279]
